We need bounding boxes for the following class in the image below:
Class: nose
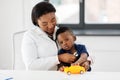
[63,41,67,46]
[48,22,54,29]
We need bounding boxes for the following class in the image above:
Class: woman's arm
[58,53,76,63]
[21,32,59,70]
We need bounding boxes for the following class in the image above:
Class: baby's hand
[81,61,90,71]
[58,66,66,72]
[71,62,80,66]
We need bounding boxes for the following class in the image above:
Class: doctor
[22,1,77,70]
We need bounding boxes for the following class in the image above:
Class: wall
[76,36,120,72]
[0,0,42,69]
[0,0,24,69]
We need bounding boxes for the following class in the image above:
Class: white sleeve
[21,33,59,70]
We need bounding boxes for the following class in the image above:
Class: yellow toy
[64,66,86,74]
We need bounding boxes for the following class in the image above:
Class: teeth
[65,46,68,49]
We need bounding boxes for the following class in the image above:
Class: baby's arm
[72,53,91,71]
[72,53,87,65]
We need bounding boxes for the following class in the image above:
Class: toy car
[64,66,86,74]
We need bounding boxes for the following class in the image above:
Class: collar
[34,26,58,40]
[62,44,77,54]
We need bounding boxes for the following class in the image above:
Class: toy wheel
[67,71,71,75]
[80,70,84,74]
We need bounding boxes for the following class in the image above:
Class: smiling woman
[22,1,60,70]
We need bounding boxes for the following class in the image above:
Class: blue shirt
[58,44,89,58]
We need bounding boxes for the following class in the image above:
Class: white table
[0,70,120,80]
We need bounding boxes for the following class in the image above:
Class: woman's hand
[58,53,76,63]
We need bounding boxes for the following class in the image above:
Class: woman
[22,1,90,70]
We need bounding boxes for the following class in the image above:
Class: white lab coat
[21,26,59,70]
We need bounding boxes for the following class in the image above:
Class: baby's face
[57,31,75,50]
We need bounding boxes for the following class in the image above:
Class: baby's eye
[65,38,69,41]
[59,41,63,45]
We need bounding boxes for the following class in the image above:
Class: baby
[56,27,91,71]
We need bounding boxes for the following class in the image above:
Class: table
[0,70,120,80]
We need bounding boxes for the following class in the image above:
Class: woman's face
[37,12,57,36]
[57,31,75,50]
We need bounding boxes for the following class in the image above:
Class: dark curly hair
[56,27,74,40]
[31,1,56,26]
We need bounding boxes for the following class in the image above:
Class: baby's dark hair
[56,27,74,40]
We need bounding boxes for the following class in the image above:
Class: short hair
[56,27,74,40]
[31,1,56,26]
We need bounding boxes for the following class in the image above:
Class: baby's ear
[73,35,76,41]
